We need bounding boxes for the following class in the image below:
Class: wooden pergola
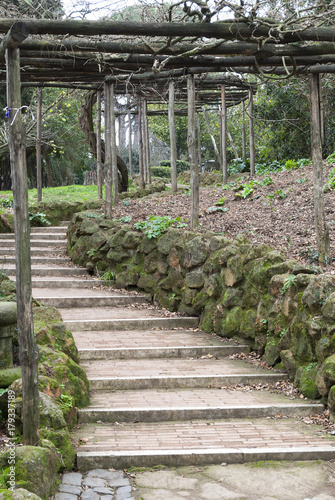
[0,16,333,444]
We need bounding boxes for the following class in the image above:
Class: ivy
[134,215,187,239]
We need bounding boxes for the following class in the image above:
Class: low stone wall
[67,213,335,419]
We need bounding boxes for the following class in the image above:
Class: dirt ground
[112,162,335,273]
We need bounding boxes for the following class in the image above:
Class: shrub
[151,166,171,178]
[159,160,190,174]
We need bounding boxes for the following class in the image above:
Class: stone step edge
[64,317,199,332]
[78,403,325,423]
[79,345,248,360]
[34,296,149,308]
[88,373,287,390]
[76,446,335,470]
[30,280,107,288]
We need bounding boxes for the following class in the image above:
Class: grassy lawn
[0,185,105,205]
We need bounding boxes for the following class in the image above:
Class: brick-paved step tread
[73,329,243,352]
[74,418,335,469]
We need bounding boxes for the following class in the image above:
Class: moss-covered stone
[302,275,335,312]
[264,338,281,366]
[185,270,205,289]
[316,354,335,396]
[220,306,241,337]
[209,235,231,251]
[39,428,75,471]
[0,368,21,388]
[0,303,17,327]
[38,347,89,408]
[79,217,100,236]
[321,292,335,321]
[203,275,221,298]
[221,288,243,308]
[0,488,43,499]
[39,392,67,430]
[328,385,335,422]
[183,236,209,269]
[200,301,217,333]
[157,228,181,255]
[0,446,60,499]
[316,336,334,362]
[159,269,184,293]
[240,309,257,339]
[297,365,321,399]
[137,274,160,293]
[122,231,142,249]
[280,349,297,380]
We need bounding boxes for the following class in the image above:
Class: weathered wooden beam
[0,19,335,43]
[0,22,29,62]
[169,81,177,193]
[308,74,330,266]
[6,45,39,446]
[249,88,255,177]
[96,90,103,199]
[104,81,112,218]
[110,83,118,205]
[36,86,42,202]
[17,38,335,58]
[188,75,199,230]
[138,95,145,189]
[220,84,227,185]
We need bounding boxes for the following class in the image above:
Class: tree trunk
[308,74,330,266]
[143,98,151,185]
[36,86,42,201]
[197,112,202,173]
[79,90,128,192]
[169,81,177,193]
[43,149,54,187]
[6,46,39,446]
[242,100,246,163]
[188,75,198,230]
[127,98,133,179]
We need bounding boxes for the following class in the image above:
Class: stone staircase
[2,224,335,471]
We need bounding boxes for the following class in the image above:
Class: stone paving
[55,470,133,500]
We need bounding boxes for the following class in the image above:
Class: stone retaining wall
[67,213,335,419]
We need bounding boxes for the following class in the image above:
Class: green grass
[0,185,106,205]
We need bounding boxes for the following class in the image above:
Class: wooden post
[202,106,220,162]
[308,73,330,266]
[249,88,255,177]
[118,114,122,155]
[169,81,177,193]
[6,45,39,446]
[241,100,246,163]
[36,86,42,202]
[127,98,133,179]
[110,83,119,204]
[188,75,198,230]
[137,95,145,189]
[220,84,228,185]
[104,82,112,217]
[96,89,103,199]
[197,112,202,173]
[143,98,151,185]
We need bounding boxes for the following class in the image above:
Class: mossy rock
[316,354,335,396]
[185,270,205,289]
[122,231,142,249]
[137,274,160,293]
[296,365,321,399]
[316,336,335,362]
[154,288,180,311]
[292,330,314,364]
[39,428,75,471]
[200,301,217,333]
[0,368,21,389]
[0,212,14,233]
[0,446,60,499]
[220,306,242,337]
[159,268,184,294]
[240,309,257,339]
[0,303,17,327]
[221,288,243,308]
[209,235,231,252]
[280,349,297,380]
[183,236,209,269]
[264,339,281,366]
[39,392,67,430]
[38,347,89,408]
[0,488,43,499]
[157,228,181,255]
[328,385,335,422]
[79,217,100,236]
[88,230,107,252]
[302,275,335,312]
[203,275,221,298]
[106,245,130,263]
[139,235,157,254]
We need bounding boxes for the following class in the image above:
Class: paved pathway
[3,224,335,499]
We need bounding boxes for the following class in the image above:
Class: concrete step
[34,295,149,308]
[31,227,68,233]
[74,417,335,470]
[6,266,88,277]
[0,248,67,256]
[30,278,107,288]
[63,316,199,332]
[2,256,71,265]
[0,233,66,240]
[78,343,248,360]
[71,328,244,352]
[79,387,324,423]
[0,239,66,248]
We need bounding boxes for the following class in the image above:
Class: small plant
[122,200,130,206]
[134,216,187,239]
[274,189,287,199]
[0,468,7,488]
[87,249,97,258]
[281,275,297,295]
[29,211,51,226]
[0,388,8,397]
[306,361,317,371]
[297,177,308,184]
[121,216,132,223]
[222,183,235,190]
[284,159,298,170]
[100,269,114,286]
[215,197,226,206]
[58,394,73,410]
[0,196,13,208]
[260,176,274,186]
[207,206,229,214]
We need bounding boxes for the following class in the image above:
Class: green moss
[220,306,242,337]
[298,365,321,399]
[39,428,75,471]
[0,368,21,389]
